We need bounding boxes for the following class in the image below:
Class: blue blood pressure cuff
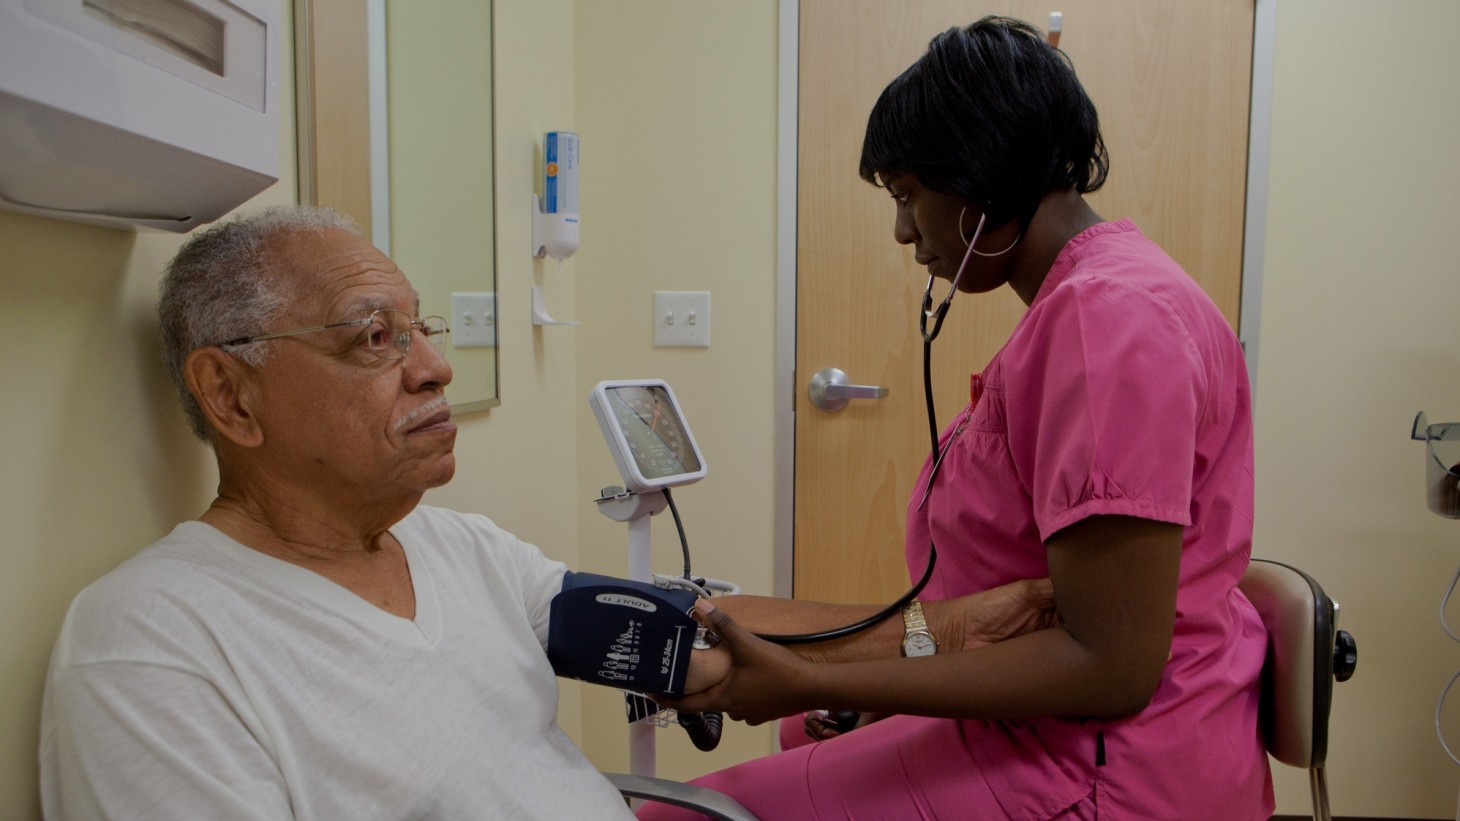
[547,571,701,695]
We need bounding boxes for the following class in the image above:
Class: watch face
[903,632,937,657]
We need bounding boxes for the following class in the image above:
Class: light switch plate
[654,291,711,348]
[451,292,496,347]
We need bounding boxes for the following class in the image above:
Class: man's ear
[184,348,265,448]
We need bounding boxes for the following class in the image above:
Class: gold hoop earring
[958,206,1022,257]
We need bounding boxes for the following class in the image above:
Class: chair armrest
[604,772,759,821]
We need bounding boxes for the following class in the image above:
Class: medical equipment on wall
[531,130,580,260]
[0,0,279,232]
[1411,412,1460,766]
[580,379,730,779]
[530,131,580,326]
[1414,413,1460,520]
[592,380,707,494]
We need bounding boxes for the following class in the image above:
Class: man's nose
[404,333,453,390]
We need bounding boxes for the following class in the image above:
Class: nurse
[651,16,1270,820]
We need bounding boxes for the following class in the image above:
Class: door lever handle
[808,367,888,412]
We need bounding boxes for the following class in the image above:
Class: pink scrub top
[640,220,1272,821]
[905,220,1272,818]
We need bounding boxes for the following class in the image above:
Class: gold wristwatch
[900,600,938,657]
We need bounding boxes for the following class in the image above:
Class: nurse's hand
[660,598,817,725]
[683,640,731,695]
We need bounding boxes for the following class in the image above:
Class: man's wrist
[918,599,962,653]
[900,600,939,656]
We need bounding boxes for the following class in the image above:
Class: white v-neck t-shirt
[40,505,634,820]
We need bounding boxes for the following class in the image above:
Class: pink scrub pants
[634,714,1099,821]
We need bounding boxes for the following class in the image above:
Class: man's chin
[426,454,457,488]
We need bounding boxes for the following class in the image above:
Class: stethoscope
[920,208,1022,341]
[759,206,1020,645]
[920,209,991,342]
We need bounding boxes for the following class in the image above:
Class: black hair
[858,16,1108,227]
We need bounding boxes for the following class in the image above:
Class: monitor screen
[604,384,702,481]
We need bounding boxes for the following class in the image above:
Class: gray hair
[157,204,362,441]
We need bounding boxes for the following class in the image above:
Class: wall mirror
[295,0,499,412]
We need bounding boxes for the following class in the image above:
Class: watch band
[901,600,938,657]
[903,600,930,632]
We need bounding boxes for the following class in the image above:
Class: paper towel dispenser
[0,0,279,232]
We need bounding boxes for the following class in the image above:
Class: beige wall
[5,0,1460,818]
[0,14,298,812]
[1256,1,1460,815]
[0,210,239,815]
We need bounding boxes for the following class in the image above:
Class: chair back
[1239,559,1336,769]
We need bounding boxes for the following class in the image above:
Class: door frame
[771,0,1278,598]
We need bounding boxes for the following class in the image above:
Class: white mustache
[394,395,449,432]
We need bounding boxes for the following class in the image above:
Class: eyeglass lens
[367,310,448,360]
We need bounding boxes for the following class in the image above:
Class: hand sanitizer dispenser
[532,131,580,259]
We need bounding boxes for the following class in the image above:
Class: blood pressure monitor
[589,379,707,493]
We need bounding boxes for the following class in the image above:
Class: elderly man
[39,205,1053,819]
[39,205,643,819]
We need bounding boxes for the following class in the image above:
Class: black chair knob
[1333,629,1358,682]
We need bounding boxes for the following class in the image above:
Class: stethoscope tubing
[762,298,967,643]
[758,337,944,645]
[762,206,1009,645]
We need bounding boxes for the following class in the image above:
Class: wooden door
[793,0,1254,603]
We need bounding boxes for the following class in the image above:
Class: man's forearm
[711,595,958,664]
[710,579,1054,664]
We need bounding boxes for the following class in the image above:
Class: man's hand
[802,709,881,741]
[932,578,1058,652]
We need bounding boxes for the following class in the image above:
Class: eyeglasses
[220,309,450,360]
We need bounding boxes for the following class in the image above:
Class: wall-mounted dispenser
[531,130,580,326]
[531,130,580,259]
[0,0,280,233]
